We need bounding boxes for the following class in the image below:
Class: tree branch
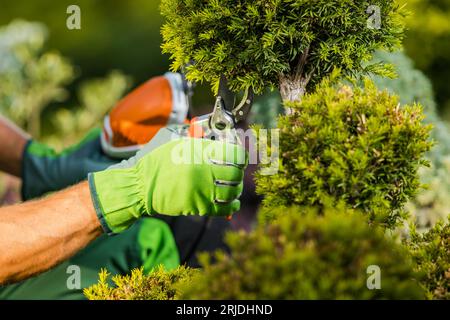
[294,46,310,82]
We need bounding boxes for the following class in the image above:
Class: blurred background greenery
[1,0,449,139]
[0,0,167,85]
[0,0,449,226]
[399,0,450,120]
[0,0,166,146]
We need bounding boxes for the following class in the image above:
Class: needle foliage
[161,0,406,100]
[405,220,450,300]
[255,75,433,229]
[84,266,195,300]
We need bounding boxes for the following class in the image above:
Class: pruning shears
[188,75,255,143]
[171,75,253,221]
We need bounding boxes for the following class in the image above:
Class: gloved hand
[22,128,117,200]
[88,137,247,235]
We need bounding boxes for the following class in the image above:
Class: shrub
[161,0,405,101]
[181,207,425,299]
[84,265,195,300]
[250,51,450,228]
[255,76,433,229]
[361,50,450,229]
[404,220,450,300]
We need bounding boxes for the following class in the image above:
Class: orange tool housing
[101,72,189,159]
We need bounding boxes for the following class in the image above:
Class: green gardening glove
[89,137,247,235]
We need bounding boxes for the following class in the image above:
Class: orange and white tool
[101,72,190,159]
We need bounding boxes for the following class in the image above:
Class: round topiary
[250,51,450,228]
[181,206,425,299]
[255,76,433,229]
[160,0,405,101]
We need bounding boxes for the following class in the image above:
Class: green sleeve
[137,218,180,273]
[22,127,117,200]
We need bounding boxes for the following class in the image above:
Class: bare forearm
[0,116,29,177]
[0,181,102,285]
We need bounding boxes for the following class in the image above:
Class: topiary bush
[84,265,195,300]
[180,206,425,300]
[161,0,405,101]
[250,50,450,229]
[404,220,450,300]
[255,76,433,229]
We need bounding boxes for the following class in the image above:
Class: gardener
[0,115,246,285]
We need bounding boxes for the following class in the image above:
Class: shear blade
[218,75,236,112]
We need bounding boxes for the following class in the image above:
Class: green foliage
[181,207,425,299]
[255,76,433,229]
[161,0,405,99]
[0,20,74,138]
[84,266,195,300]
[410,159,450,229]
[250,50,450,229]
[404,220,450,299]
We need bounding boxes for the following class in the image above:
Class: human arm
[0,136,246,284]
[0,182,102,285]
[0,116,113,201]
[21,128,116,200]
[0,116,30,177]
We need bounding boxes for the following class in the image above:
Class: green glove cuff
[88,167,147,235]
